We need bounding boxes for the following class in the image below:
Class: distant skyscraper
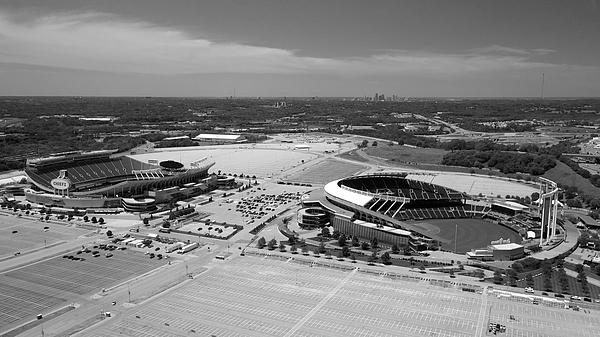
[374,93,378,101]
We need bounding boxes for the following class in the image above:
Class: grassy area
[336,149,370,163]
[362,145,447,165]
[543,161,600,198]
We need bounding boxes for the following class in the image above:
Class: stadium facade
[24,150,217,212]
[300,173,492,251]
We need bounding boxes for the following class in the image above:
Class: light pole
[128,282,131,303]
[486,304,493,335]
[454,224,458,254]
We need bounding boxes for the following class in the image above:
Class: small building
[489,243,525,261]
[467,243,525,261]
[578,215,600,229]
[192,134,246,144]
[294,144,311,150]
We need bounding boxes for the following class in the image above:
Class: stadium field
[413,218,522,254]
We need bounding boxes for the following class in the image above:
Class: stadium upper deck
[24,151,216,209]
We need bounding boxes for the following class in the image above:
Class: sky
[0,0,599,97]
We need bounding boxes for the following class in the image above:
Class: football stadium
[300,172,531,255]
[23,150,217,212]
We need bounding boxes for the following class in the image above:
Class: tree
[313,247,321,256]
[257,237,267,249]
[332,229,341,240]
[493,269,503,284]
[581,278,590,295]
[143,218,149,225]
[418,264,426,273]
[558,269,569,293]
[543,276,553,291]
[381,252,391,265]
[301,245,309,255]
[360,241,370,250]
[391,244,400,254]
[267,238,277,250]
[98,217,105,224]
[288,236,296,246]
[525,273,534,287]
[290,245,298,254]
[350,254,356,263]
[342,246,350,257]
[321,227,330,237]
[506,269,518,286]
[403,245,412,255]
[372,141,378,146]
[511,262,523,273]
[318,241,326,254]
[338,235,347,247]
[370,237,378,249]
[83,215,89,222]
[575,264,584,274]
[473,269,485,280]
[106,230,113,237]
[351,236,360,247]
[336,251,344,260]
[279,242,286,251]
[91,216,98,224]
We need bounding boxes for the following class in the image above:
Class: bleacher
[26,157,155,190]
[340,174,478,222]
[342,175,465,203]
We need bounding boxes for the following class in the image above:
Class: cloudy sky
[0,0,598,97]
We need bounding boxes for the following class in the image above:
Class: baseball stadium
[300,172,541,256]
[23,150,217,212]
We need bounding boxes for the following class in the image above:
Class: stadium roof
[162,135,190,141]
[354,220,412,236]
[492,201,528,211]
[193,134,243,140]
[490,243,523,250]
[324,180,372,207]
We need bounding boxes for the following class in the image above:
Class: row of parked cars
[236,191,302,220]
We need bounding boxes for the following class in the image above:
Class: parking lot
[87,257,487,337]
[0,247,166,330]
[0,212,89,258]
[83,255,600,337]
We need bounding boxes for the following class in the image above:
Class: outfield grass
[423,218,522,253]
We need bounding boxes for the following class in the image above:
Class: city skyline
[0,0,599,97]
